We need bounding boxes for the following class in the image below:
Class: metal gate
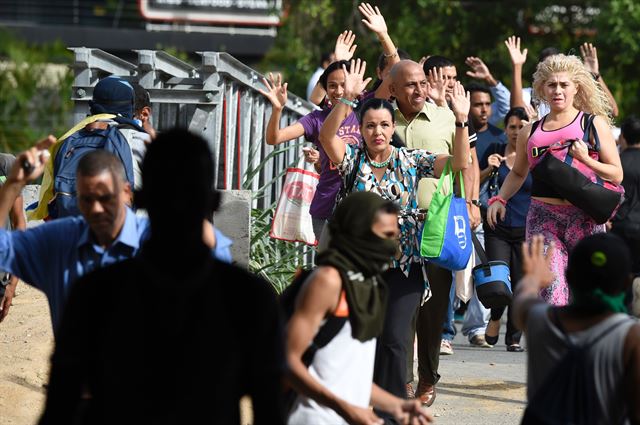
[69,47,316,209]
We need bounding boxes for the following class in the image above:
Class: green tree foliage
[260,0,639,121]
[0,30,73,153]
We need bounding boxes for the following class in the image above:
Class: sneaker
[469,334,493,348]
[440,339,454,355]
[406,383,415,399]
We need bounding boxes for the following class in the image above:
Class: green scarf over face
[315,192,399,342]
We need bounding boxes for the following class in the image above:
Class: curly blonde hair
[532,54,613,126]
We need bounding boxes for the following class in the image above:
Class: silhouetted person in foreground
[40,129,286,424]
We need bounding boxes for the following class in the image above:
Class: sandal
[485,319,500,346]
[507,344,524,352]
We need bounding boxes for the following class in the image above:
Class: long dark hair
[318,60,350,90]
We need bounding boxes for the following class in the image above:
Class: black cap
[567,233,632,294]
[89,76,135,119]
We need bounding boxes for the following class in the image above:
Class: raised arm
[465,56,510,124]
[358,3,398,100]
[580,42,619,118]
[309,31,358,106]
[505,36,528,109]
[319,59,371,165]
[258,73,305,145]
[442,81,471,174]
[512,235,555,330]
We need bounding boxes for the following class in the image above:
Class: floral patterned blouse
[337,144,438,276]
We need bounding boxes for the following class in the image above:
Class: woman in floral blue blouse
[318,58,470,407]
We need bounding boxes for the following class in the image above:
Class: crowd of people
[1,2,640,424]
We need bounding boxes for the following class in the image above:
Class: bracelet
[383,48,398,58]
[338,97,359,108]
[488,195,507,207]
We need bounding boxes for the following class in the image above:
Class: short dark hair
[538,47,560,64]
[318,60,349,91]
[77,150,127,185]
[504,107,529,126]
[320,52,333,67]
[131,82,151,114]
[358,98,395,124]
[467,82,491,96]
[422,55,455,74]
[621,116,640,146]
[377,48,411,72]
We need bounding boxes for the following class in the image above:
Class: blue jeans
[441,281,457,342]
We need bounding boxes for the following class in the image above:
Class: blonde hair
[532,54,613,126]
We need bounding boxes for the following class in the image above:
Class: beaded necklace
[366,146,395,168]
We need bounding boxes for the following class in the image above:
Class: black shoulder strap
[581,113,601,151]
[338,148,362,202]
[529,118,541,138]
[301,316,347,367]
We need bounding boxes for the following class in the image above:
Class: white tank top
[288,320,377,425]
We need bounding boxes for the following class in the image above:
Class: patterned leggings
[526,199,604,306]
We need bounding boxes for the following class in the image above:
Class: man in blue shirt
[0,137,230,333]
[468,83,507,170]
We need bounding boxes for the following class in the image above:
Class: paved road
[411,322,528,424]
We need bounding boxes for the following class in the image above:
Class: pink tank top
[527,111,585,169]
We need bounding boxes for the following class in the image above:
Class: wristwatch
[455,121,468,128]
[466,199,481,207]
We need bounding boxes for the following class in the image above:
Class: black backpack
[522,309,632,425]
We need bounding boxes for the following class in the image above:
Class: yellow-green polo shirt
[394,103,456,209]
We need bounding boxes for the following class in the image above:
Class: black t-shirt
[40,256,286,425]
[613,148,640,236]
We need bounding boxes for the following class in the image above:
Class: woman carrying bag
[487,53,621,306]
[481,107,532,352]
[318,58,470,408]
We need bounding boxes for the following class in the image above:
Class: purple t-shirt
[298,108,361,219]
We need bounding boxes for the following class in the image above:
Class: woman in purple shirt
[258,4,400,241]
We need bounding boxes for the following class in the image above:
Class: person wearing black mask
[286,191,433,425]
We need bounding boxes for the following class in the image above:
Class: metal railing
[69,47,316,209]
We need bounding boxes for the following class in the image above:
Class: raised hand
[504,36,528,66]
[9,135,56,185]
[522,235,555,287]
[447,81,470,123]
[258,73,288,110]
[342,59,372,100]
[523,103,538,123]
[426,67,447,107]
[465,56,496,85]
[580,42,599,74]
[334,30,357,62]
[358,3,388,36]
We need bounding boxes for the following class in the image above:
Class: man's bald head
[389,60,428,119]
[390,60,425,84]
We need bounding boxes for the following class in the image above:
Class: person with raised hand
[309,30,358,106]
[319,58,469,413]
[515,233,640,425]
[259,60,363,241]
[580,42,619,117]
[358,2,401,101]
[487,53,621,306]
[465,55,511,125]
